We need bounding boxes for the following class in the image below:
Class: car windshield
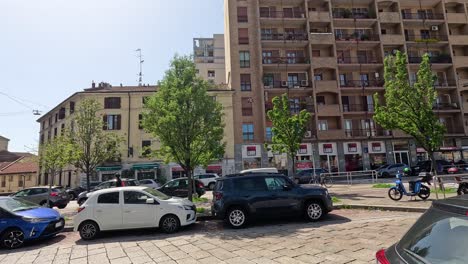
[377,164,389,170]
[0,197,40,212]
[397,207,468,264]
[143,187,170,200]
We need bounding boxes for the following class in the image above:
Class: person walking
[115,173,123,187]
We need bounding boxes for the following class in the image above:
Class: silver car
[11,186,70,209]
[377,163,409,178]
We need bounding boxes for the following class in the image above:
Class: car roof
[90,186,148,196]
[221,172,285,180]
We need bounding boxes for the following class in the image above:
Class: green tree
[374,51,445,175]
[267,94,312,175]
[142,55,225,201]
[71,99,122,191]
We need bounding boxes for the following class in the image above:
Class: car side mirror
[283,185,292,191]
[146,198,155,204]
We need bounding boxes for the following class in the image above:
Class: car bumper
[180,209,197,226]
[325,194,334,212]
[211,203,225,220]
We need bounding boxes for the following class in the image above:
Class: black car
[77,178,139,205]
[157,178,205,198]
[292,168,328,184]
[377,194,468,264]
[66,182,101,200]
[411,160,453,175]
[211,173,333,228]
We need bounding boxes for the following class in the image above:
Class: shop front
[132,163,159,180]
[318,143,338,172]
[206,164,222,175]
[171,166,186,179]
[295,143,313,171]
[242,145,262,169]
[344,142,363,171]
[267,148,287,172]
[95,165,122,182]
[368,141,387,169]
[393,141,410,166]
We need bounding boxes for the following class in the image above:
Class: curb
[333,204,428,213]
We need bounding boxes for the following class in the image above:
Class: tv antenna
[136,48,144,86]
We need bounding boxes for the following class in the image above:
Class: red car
[448,166,459,174]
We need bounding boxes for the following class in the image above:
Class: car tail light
[197,182,204,188]
[214,192,223,201]
[77,207,85,213]
[376,249,390,264]
[50,192,59,197]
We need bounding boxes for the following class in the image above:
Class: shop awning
[132,163,159,170]
[207,165,222,171]
[96,166,122,172]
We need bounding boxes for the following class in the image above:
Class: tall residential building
[194,34,227,85]
[224,0,468,173]
[36,82,235,187]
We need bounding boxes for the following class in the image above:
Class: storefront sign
[344,142,361,155]
[242,145,261,158]
[440,146,458,151]
[319,142,337,155]
[296,161,313,170]
[296,143,312,156]
[368,141,386,154]
[416,148,426,153]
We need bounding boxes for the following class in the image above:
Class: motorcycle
[388,172,432,201]
[455,176,468,195]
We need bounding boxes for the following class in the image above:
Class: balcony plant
[360,34,370,41]
[342,9,352,18]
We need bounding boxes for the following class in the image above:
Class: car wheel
[160,215,180,234]
[208,183,215,190]
[1,228,25,249]
[77,198,86,206]
[226,207,248,228]
[57,204,66,209]
[78,221,100,240]
[304,201,324,221]
[68,193,76,200]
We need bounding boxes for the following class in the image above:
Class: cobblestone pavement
[0,209,421,264]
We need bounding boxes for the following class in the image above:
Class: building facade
[194,34,227,85]
[224,0,468,173]
[36,83,235,187]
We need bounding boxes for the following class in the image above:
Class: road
[0,209,421,264]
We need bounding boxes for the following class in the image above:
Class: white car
[73,186,196,240]
[194,173,219,190]
[139,179,160,189]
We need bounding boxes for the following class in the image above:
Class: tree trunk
[187,168,193,202]
[291,153,296,176]
[86,168,91,192]
[429,151,439,200]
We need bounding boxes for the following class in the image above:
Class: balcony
[261,33,308,41]
[263,57,308,64]
[315,80,339,93]
[434,79,457,88]
[263,80,311,89]
[342,104,374,113]
[446,126,465,135]
[317,129,345,140]
[316,104,341,116]
[459,79,468,91]
[337,57,381,64]
[449,35,468,45]
[433,102,460,111]
[340,79,384,89]
[379,11,401,23]
[309,32,335,44]
[447,12,467,24]
[345,129,392,138]
[405,34,449,42]
[408,56,452,64]
[309,11,330,22]
[453,56,468,68]
[335,33,380,42]
[380,34,405,44]
[259,10,306,19]
[401,13,445,20]
[332,10,373,19]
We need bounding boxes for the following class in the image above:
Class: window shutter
[103,115,108,130]
[117,115,121,130]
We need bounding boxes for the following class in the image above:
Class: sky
[0,0,224,152]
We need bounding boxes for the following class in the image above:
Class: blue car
[0,197,64,249]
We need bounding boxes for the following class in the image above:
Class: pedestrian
[115,173,123,187]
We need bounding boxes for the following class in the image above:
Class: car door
[264,176,299,215]
[234,177,270,216]
[94,191,123,230]
[175,179,188,197]
[122,191,157,228]
[13,189,32,202]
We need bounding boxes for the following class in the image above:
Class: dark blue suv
[211,173,333,228]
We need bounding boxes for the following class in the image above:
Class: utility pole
[136,49,144,86]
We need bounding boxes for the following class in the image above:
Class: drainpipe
[127,92,131,158]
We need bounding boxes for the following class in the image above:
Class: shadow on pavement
[0,234,67,253]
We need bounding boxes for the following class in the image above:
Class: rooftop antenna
[136,48,144,86]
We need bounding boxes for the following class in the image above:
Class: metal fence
[320,170,378,185]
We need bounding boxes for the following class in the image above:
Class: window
[142,140,151,157]
[265,177,286,191]
[138,114,143,129]
[266,127,272,141]
[263,73,275,86]
[208,70,215,78]
[234,177,266,191]
[18,178,23,188]
[240,74,251,91]
[97,192,120,204]
[103,115,121,130]
[40,134,44,144]
[27,175,31,181]
[238,28,249,44]
[312,50,320,57]
[70,101,75,114]
[55,113,58,123]
[61,124,65,134]
[104,97,121,109]
[1,177,5,187]
[318,120,328,131]
[142,96,150,105]
[314,74,323,81]
[58,108,66,119]
[124,191,149,204]
[54,127,57,137]
[237,7,248,22]
[242,123,254,141]
[316,96,325,105]
[239,51,250,68]
[289,98,300,114]
[241,97,253,116]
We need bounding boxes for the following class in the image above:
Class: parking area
[0,209,421,264]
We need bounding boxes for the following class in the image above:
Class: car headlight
[183,205,193,210]
[22,217,48,223]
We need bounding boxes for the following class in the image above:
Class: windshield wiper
[404,249,431,264]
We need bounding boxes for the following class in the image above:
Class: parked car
[77,178,139,206]
[411,160,452,175]
[66,182,101,200]
[74,186,196,240]
[211,173,333,228]
[10,186,70,209]
[0,196,65,249]
[139,179,160,189]
[194,173,219,190]
[377,163,409,178]
[376,194,468,264]
[157,178,205,197]
[240,168,278,174]
[292,168,329,184]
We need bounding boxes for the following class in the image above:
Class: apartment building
[36,82,235,187]
[224,0,468,173]
[194,34,227,85]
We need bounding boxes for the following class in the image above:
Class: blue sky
[0,0,224,152]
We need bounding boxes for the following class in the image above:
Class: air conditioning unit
[281,81,288,87]
[431,25,439,31]
[294,84,300,88]
[304,131,312,138]
[300,80,308,86]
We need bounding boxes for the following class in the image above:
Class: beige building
[36,82,235,187]
[194,34,227,85]
[224,0,468,173]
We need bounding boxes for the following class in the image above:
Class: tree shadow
[0,234,67,253]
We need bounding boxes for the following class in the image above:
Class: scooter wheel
[418,186,430,200]
[388,188,403,201]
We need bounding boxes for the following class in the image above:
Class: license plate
[55,221,63,228]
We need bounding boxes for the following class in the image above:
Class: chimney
[91,81,96,88]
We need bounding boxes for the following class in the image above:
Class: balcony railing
[405,34,448,42]
[343,104,375,112]
[408,56,452,64]
[335,34,380,41]
[261,33,308,41]
[433,102,459,110]
[340,79,384,88]
[332,11,372,19]
[260,10,306,19]
[345,129,392,137]
[263,56,308,64]
[265,102,315,113]
[445,126,465,134]
[402,12,444,20]
[263,80,311,88]
[337,57,381,64]
[434,79,457,87]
